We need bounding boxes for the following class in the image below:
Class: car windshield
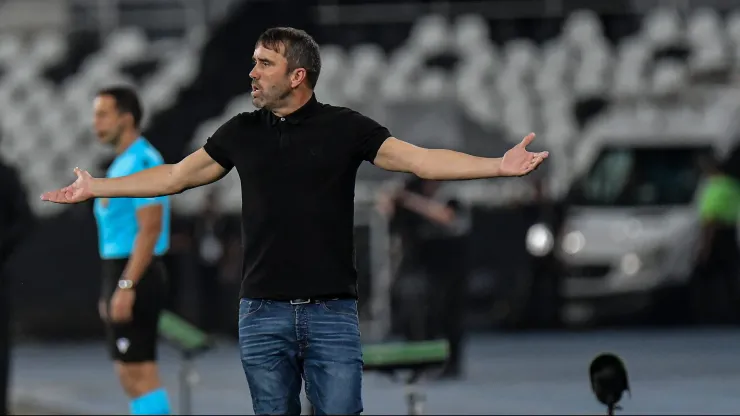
[570,144,712,207]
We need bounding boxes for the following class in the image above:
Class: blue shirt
[93,137,171,259]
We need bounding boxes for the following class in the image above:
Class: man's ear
[291,68,307,88]
[123,112,137,130]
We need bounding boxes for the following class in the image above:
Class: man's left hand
[110,288,136,323]
[499,133,549,177]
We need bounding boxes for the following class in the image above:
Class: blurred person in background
[378,176,471,379]
[0,146,33,416]
[41,27,547,414]
[692,151,740,324]
[192,188,230,333]
[91,86,172,414]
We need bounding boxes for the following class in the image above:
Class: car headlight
[620,253,642,276]
[526,223,554,257]
[562,231,586,255]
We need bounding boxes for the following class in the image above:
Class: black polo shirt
[203,94,391,300]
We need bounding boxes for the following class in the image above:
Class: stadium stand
[2,4,740,216]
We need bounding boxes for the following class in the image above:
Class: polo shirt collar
[270,94,320,125]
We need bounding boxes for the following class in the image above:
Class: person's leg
[441,274,465,378]
[303,299,363,415]
[104,261,171,415]
[106,323,171,414]
[717,258,740,324]
[239,299,303,415]
[161,254,181,314]
[197,263,220,332]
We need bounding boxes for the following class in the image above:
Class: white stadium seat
[407,14,450,56]
[0,33,22,68]
[641,8,683,48]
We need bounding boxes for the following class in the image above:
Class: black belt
[287,298,340,305]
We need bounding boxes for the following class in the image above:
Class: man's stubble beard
[253,82,293,110]
[101,124,124,147]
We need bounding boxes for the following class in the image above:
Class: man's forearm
[416,149,502,180]
[122,230,158,285]
[91,165,181,198]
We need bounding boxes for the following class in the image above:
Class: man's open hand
[499,133,549,177]
[40,167,95,204]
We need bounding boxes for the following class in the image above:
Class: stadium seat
[27,31,67,70]
[416,68,447,100]
[407,14,450,56]
[454,47,498,98]
[686,8,724,46]
[459,90,500,131]
[143,82,178,114]
[688,43,729,77]
[103,27,149,65]
[343,43,386,102]
[573,47,611,98]
[452,13,492,55]
[641,8,683,48]
[3,57,42,90]
[318,45,347,89]
[25,80,56,111]
[0,33,22,68]
[312,45,347,105]
[726,10,740,46]
[380,47,422,102]
[611,36,651,99]
[562,9,605,48]
[503,97,537,137]
[535,40,572,95]
[0,132,21,160]
[501,39,539,82]
[156,52,200,89]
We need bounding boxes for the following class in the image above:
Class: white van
[526,92,740,325]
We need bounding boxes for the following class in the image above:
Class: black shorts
[101,257,168,363]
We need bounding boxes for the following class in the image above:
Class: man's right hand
[40,167,95,204]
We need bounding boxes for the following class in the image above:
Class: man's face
[250,44,293,110]
[93,95,126,145]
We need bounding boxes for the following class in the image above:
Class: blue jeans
[238,298,363,415]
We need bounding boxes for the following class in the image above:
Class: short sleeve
[699,182,728,221]
[129,151,168,209]
[203,115,241,171]
[349,111,391,163]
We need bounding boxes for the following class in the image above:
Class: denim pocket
[320,299,358,317]
[239,298,264,319]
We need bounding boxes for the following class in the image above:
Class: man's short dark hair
[257,27,322,89]
[96,86,143,129]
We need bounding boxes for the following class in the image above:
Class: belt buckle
[290,298,311,305]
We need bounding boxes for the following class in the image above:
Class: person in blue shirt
[92,86,171,415]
